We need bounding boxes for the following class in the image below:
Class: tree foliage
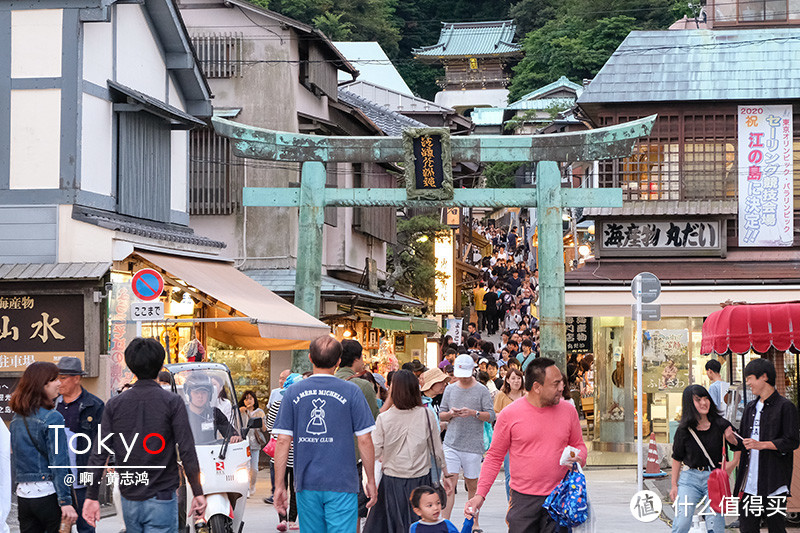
[484,162,523,189]
[385,215,450,306]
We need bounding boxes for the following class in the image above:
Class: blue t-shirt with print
[273,374,375,493]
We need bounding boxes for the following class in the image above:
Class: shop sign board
[403,127,453,201]
[0,294,85,372]
[446,317,463,343]
[737,105,793,247]
[642,329,690,393]
[0,377,19,421]
[599,220,723,257]
[130,269,164,301]
[131,301,164,321]
[108,282,136,398]
[565,317,592,353]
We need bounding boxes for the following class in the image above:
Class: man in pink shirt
[465,357,587,533]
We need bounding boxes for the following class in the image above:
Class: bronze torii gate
[212,115,656,371]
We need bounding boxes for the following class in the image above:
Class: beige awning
[135,251,330,350]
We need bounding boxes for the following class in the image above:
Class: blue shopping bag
[543,464,589,528]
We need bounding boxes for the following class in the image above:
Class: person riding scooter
[184,375,242,445]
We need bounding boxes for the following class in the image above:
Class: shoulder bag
[424,408,447,506]
[687,427,731,514]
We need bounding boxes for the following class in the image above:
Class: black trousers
[487,310,499,334]
[18,494,62,533]
[739,494,788,533]
[278,466,298,523]
[476,310,486,332]
[506,490,557,533]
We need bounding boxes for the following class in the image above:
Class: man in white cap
[439,354,495,532]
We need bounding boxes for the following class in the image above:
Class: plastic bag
[483,422,493,452]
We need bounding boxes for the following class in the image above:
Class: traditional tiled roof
[413,20,521,58]
[338,89,426,136]
[72,206,226,249]
[579,29,800,104]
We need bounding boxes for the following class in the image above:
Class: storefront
[108,251,331,401]
[0,263,110,420]
[565,284,800,453]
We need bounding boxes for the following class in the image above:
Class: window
[189,127,243,215]
[191,33,242,79]
[739,0,787,21]
[598,112,737,201]
[117,111,171,222]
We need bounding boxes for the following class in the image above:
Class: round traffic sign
[131,269,165,302]
[632,272,661,303]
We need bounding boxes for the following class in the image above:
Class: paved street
[91,467,671,532]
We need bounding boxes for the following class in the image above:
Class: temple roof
[413,20,521,59]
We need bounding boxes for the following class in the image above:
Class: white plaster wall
[168,78,185,112]
[80,94,113,196]
[115,5,166,99]
[10,89,61,189]
[435,88,509,110]
[82,18,113,87]
[11,9,63,78]
[57,205,114,262]
[191,215,238,259]
[170,131,188,212]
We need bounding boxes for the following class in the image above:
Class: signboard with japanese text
[738,105,793,247]
[403,127,453,201]
[0,377,19,421]
[642,329,689,393]
[108,282,136,397]
[599,220,723,257]
[565,317,592,353]
[0,294,85,372]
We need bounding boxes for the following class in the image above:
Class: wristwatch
[474,410,481,419]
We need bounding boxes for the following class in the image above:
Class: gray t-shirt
[708,380,729,417]
[440,381,495,454]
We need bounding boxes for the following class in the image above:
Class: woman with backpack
[670,384,739,533]
[9,362,77,533]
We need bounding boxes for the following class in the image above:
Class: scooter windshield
[173,368,241,445]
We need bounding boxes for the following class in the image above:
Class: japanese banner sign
[0,294,85,372]
[565,317,592,353]
[738,105,793,247]
[403,127,453,201]
[600,220,722,256]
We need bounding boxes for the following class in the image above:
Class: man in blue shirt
[273,336,377,532]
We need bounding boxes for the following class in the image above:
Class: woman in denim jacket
[9,362,77,533]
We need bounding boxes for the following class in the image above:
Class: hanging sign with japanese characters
[738,105,793,247]
[403,127,453,201]
[0,294,85,372]
[599,220,723,256]
[565,317,592,353]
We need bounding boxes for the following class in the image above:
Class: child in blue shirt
[409,486,474,533]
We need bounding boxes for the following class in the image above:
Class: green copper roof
[579,29,800,104]
[413,20,521,58]
[512,76,583,105]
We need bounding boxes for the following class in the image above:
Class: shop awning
[368,312,438,334]
[411,317,439,333]
[136,252,330,350]
[701,302,800,355]
[370,312,411,332]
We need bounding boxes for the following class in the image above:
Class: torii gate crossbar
[212,115,656,372]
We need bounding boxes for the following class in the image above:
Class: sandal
[276,521,287,532]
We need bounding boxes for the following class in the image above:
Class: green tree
[385,214,450,305]
[483,162,522,189]
[507,15,638,101]
[312,12,355,40]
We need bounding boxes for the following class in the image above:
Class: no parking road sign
[131,269,164,302]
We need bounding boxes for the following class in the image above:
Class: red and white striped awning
[701,302,800,355]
